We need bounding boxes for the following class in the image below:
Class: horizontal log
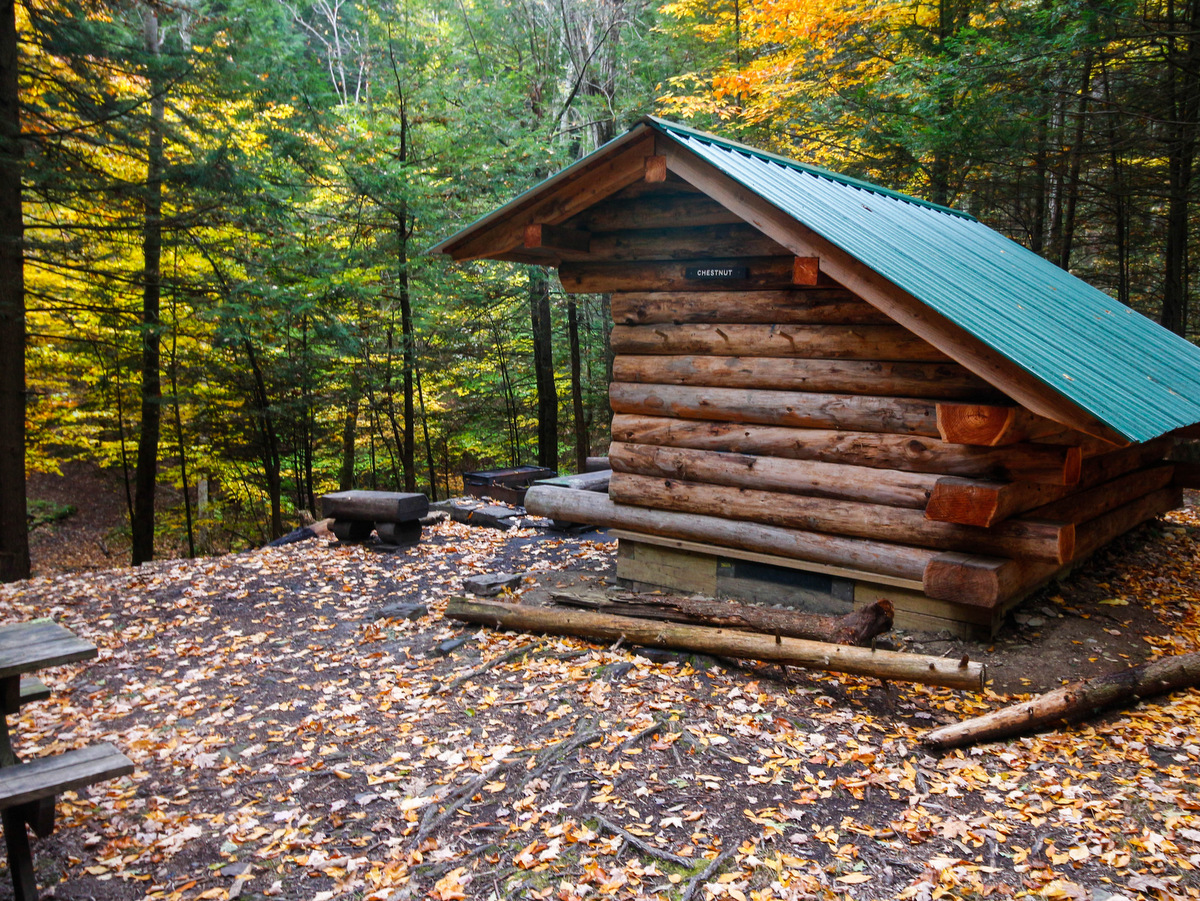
[524,223,591,253]
[936,403,1067,446]
[610,323,949,360]
[553,591,895,646]
[610,383,940,436]
[922,650,1200,750]
[560,257,831,293]
[1028,465,1175,524]
[608,473,1074,563]
[1175,461,1200,488]
[524,485,938,581]
[574,193,743,232]
[608,290,889,325]
[1071,486,1184,562]
[447,598,986,690]
[921,553,1033,608]
[320,490,429,522]
[610,415,1082,485]
[609,442,937,508]
[589,223,789,261]
[925,439,1173,526]
[612,354,995,399]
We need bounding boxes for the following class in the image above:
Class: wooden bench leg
[26,798,56,839]
[2,806,37,901]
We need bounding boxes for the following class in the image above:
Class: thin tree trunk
[530,267,557,470]
[168,295,195,558]
[1162,0,1199,335]
[241,335,284,539]
[1059,55,1093,270]
[339,383,359,490]
[568,298,587,472]
[132,5,164,565]
[415,361,437,501]
[398,211,416,493]
[0,0,28,581]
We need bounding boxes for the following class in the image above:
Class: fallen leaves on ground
[0,509,1198,901]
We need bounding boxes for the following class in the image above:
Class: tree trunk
[923,651,1200,750]
[568,298,587,472]
[530,267,557,469]
[552,591,894,646]
[0,0,29,582]
[131,5,164,566]
[446,598,985,690]
[339,378,359,491]
[1161,0,1200,335]
[398,207,416,492]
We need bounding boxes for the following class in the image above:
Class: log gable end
[434,120,1190,636]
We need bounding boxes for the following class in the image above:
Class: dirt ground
[2,478,1197,900]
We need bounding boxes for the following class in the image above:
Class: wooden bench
[0,745,134,899]
[0,620,134,900]
[320,490,429,547]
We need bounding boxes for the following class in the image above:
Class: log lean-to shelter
[431,117,1200,637]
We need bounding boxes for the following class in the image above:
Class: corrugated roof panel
[659,124,1200,444]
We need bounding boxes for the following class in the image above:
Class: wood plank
[612,355,994,399]
[936,403,1068,446]
[524,485,939,581]
[445,131,655,261]
[560,256,835,293]
[855,582,999,630]
[18,677,50,706]
[610,323,950,360]
[610,414,1082,485]
[617,540,718,596]
[925,439,1173,526]
[589,223,789,261]
[609,442,937,508]
[609,530,924,591]
[661,143,1130,446]
[607,472,1073,563]
[608,289,889,325]
[609,383,940,436]
[0,744,133,810]
[0,621,96,680]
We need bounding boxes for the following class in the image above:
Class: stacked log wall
[544,179,1179,631]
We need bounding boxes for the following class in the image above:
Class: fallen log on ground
[445,598,985,690]
[922,650,1200,750]
[550,590,895,647]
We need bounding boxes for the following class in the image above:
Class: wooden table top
[0,621,97,680]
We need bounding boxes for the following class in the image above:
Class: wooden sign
[685,265,749,281]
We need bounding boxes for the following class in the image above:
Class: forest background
[1,0,1198,578]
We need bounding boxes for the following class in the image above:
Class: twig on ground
[438,642,536,694]
[593,815,695,868]
[613,717,667,753]
[681,846,738,901]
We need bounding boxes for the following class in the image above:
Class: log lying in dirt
[550,591,895,647]
[445,598,986,690]
[922,650,1200,750]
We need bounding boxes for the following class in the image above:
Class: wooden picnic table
[0,620,133,900]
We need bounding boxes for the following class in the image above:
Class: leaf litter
[0,505,1198,901]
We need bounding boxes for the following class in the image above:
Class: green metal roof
[651,118,1200,444]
